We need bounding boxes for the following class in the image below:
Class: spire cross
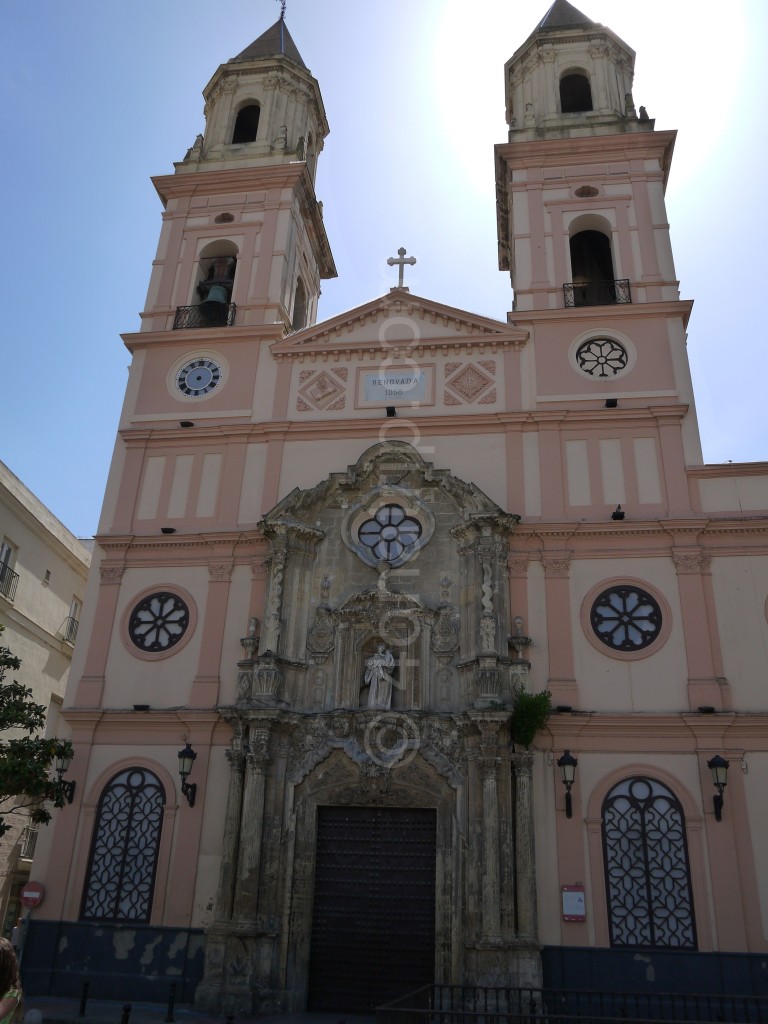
[276,0,286,20]
[387,247,417,289]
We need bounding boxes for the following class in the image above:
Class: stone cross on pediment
[387,247,417,289]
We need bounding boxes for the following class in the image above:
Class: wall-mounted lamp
[386,406,397,418]
[605,398,618,408]
[707,754,729,822]
[611,505,625,521]
[161,527,176,535]
[53,749,76,805]
[179,421,195,428]
[557,749,578,818]
[178,743,198,808]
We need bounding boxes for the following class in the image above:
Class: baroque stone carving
[252,653,283,700]
[306,606,336,660]
[480,614,497,654]
[431,604,459,661]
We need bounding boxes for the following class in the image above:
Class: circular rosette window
[128,592,190,653]
[590,585,661,651]
[575,338,628,378]
[344,489,435,569]
[358,504,422,562]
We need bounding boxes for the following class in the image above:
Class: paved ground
[24,999,375,1024]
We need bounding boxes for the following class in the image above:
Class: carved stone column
[215,742,247,922]
[233,726,272,920]
[476,719,502,942]
[512,751,537,941]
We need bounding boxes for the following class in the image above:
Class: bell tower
[141,13,335,335]
[504,0,644,140]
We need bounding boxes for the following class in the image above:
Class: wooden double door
[308,806,437,1012]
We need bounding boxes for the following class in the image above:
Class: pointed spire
[538,0,596,31]
[230,17,307,69]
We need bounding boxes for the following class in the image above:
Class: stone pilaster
[512,751,537,941]
[215,745,247,922]
[233,726,272,920]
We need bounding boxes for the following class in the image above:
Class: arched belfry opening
[292,276,308,330]
[231,103,260,144]
[560,72,593,113]
[569,229,617,306]
[194,240,238,325]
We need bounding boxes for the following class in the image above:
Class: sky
[1,0,766,538]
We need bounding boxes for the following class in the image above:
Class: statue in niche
[364,643,396,710]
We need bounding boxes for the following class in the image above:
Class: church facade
[24,1,768,1012]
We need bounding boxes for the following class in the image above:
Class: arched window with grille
[602,777,696,949]
[81,768,165,923]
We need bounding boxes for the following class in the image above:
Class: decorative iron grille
[376,984,768,1024]
[19,826,38,861]
[358,504,422,563]
[563,279,631,307]
[173,302,236,329]
[602,777,696,949]
[0,563,19,601]
[81,768,165,922]
[575,338,628,377]
[591,585,661,651]
[62,616,79,645]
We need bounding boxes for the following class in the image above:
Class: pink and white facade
[25,1,768,1012]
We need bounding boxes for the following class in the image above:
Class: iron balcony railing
[19,826,38,861]
[0,563,19,601]
[173,302,236,330]
[563,279,631,307]
[62,617,79,645]
[377,985,768,1024]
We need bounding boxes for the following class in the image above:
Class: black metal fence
[563,279,631,307]
[377,985,768,1024]
[0,563,19,601]
[173,303,236,329]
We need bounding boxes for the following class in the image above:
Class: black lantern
[557,749,578,818]
[707,754,729,822]
[53,747,76,804]
[178,743,198,808]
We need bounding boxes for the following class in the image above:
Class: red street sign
[20,882,44,908]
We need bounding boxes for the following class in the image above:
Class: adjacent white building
[0,461,90,934]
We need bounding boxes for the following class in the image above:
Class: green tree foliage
[0,626,73,838]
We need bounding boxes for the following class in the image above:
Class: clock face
[176,357,221,397]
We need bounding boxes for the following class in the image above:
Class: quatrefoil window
[358,504,422,562]
[590,586,661,651]
[128,592,190,652]
[576,338,628,378]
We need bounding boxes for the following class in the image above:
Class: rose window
[128,592,190,652]
[357,504,422,562]
[576,338,628,378]
[590,586,661,651]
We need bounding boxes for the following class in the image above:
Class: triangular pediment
[272,289,528,360]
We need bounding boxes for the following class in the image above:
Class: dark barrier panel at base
[543,946,768,998]
[21,920,205,1003]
